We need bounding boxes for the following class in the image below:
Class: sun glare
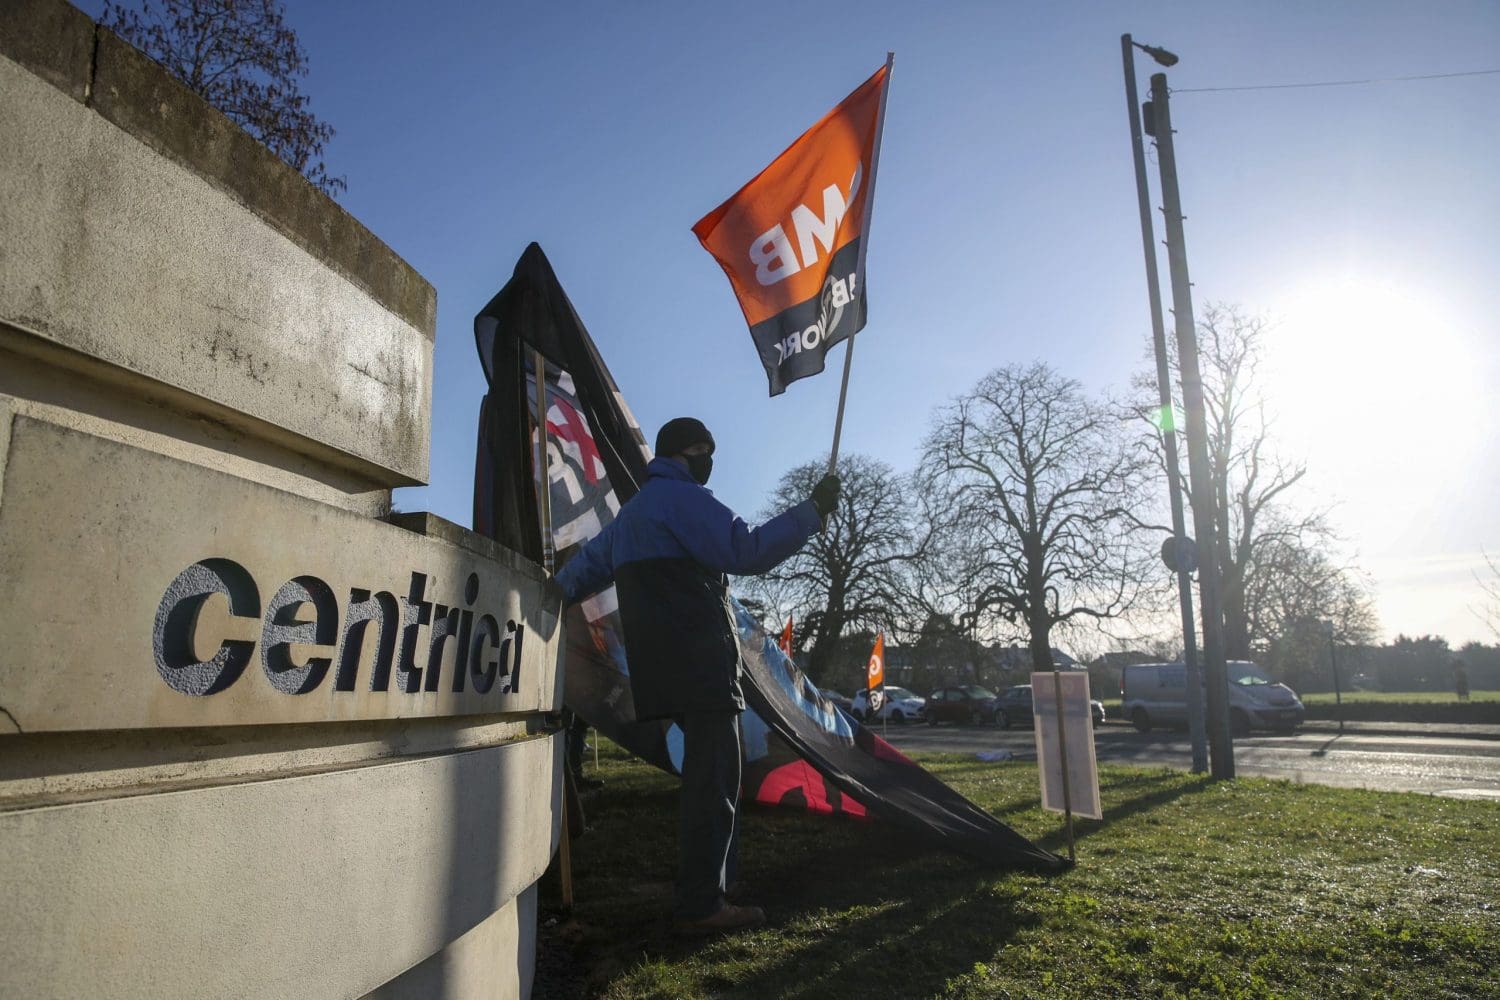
[1268,276,1480,470]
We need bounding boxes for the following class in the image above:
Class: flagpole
[534,350,556,574]
[534,349,573,908]
[828,50,894,474]
[827,333,857,474]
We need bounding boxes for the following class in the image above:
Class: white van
[1120,661,1305,735]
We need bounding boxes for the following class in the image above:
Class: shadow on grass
[552,768,1041,999]
[550,756,1217,997]
[1030,769,1215,854]
[750,882,1033,1000]
[703,809,1036,1000]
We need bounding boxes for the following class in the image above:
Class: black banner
[473,243,1064,871]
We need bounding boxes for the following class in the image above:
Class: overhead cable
[1174,67,1500,94]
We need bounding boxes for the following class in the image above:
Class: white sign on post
[1032,671,1103,821]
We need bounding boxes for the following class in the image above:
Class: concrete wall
[0,2,560,996]
[0,0,433,492]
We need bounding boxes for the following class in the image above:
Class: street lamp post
[1147,71,1236,779]
[1120,34,1207,774]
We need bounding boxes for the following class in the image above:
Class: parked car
[850,686,926,724]
[993,684,1106,729]
[925,685,999,726]
[1121,661,1303,735]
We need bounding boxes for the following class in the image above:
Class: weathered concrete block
[87,26,437,338]
[0,49,433,485]
[0,734,562,999]
[0,0,95,102]
[0,6,561,998]
[364,888,538,1000]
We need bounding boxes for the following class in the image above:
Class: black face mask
[686,453,713,486]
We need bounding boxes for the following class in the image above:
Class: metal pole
[828,334,856,474]
[1052,669,1076,864]
[557,773,574,909]
[829,51,895,475]
[1148,73,1235,779]
[534,349,570,907]
[533,350,556,574]
[1330,632,1344,734]
[1122,36,1207,773]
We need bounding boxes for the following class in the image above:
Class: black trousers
[673,710,742,920]
[565,711,588,775]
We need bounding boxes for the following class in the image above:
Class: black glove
[811,474,841,517]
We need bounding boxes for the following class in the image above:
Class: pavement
[1083,717,1500,741]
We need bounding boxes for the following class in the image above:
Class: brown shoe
[673,903,766,937]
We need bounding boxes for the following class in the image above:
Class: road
[883,722,1500,800]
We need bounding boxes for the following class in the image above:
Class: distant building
[1091,651,1154,670]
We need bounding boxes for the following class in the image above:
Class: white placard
[1031,671,1103,820]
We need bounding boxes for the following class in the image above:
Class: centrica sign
[154,558,527,699]
[0,417,561,733]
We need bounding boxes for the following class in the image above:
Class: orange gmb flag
[866,632,886,691]
[779,616,795,658]
[692,61,892,396]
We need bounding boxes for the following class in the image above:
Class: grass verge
[541,744,1499,1000]
[1298,690,1497,705]
[1300,690,1498,725]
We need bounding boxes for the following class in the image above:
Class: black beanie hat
[655,417,715,458]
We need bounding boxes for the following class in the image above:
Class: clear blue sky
[83,1,1500,643]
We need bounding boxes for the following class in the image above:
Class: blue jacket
[556,457,821,720]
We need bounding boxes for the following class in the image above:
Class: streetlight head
[1135,41,1179,67]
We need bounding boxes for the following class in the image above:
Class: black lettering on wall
[261,575,338,694]
[455,573,478,693]
[152,562,539,703]
[502,620,526,695]
[469,614,500,694]
[336,589,398,691]
[425,604,469,693]
[395,572,431,693]
[153,558,261,696]
[454,609,475,693]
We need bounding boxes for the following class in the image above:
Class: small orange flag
[866,632,885,691]
[779,616,795,658]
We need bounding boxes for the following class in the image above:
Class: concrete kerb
[1296,719,1500,742]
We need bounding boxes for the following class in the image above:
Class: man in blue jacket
[556,416,839,934]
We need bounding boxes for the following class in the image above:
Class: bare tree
[922,363,1155,672]
[741,453,925,684]
[1244,530,1379,690]
[1135,303,1325,659]
[1243,531,1378,646]
[102,0,345,196]
[906,612,978,693]
[1474,551,1500,640]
